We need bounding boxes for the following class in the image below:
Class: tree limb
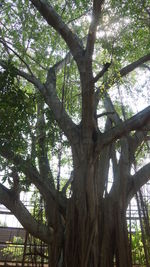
[0,145,66,206]
[86,0,104,59]
[0,38,34,75]
[119,53,150,77]
[97,118,111,198]
[93,62,111,83]
[103,93,122,124]
[44,68,79,143]
[103,94,150,164]
[0,183,53,244]
[0,59,42,88]
[142,63,150,71]
[127,163,150,202]
[97,105,150,151]
[96,111,114,118]
[94,53,150,106]
[128,131,149,157]
[53,35,89,73]
[36,100,54,188]
[62,171,73,197]
[29,0,84,69]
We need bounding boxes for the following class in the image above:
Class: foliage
[2,236,24,261]
[2,235,48,262]
[0,61,35,153]
[131,227,145,265]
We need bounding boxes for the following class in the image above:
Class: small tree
[0,1,150,266]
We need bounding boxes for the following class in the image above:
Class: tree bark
[60,186,132,267]
[45,147,132,267]
[64,155,99,267]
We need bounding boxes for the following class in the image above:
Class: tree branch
[29,0,84,69]
[93,62,111,83]
[128,131,149,157]
[86,0,104,58]
[97,105,150,151]
[119,53,150,77]
[103,93,122,124]
[0,146,59,200]
[142,63,150,71]
[0,183,53,244]
[0,38,34,75]
[94,53,150,107]
[103,94,150,165]
[127,163,150,202]
[96,111,114,118]
[62,171,73,197]
[0,59,42,88]
[97,118,111,198]
[53,35,89,73]
[44,68,79,143]
[36,100,54,188]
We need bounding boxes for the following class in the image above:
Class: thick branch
[96,111,114,118]
[44,68,79,143]
[62,171,73,197]
[128,163,150,202]
[0,146,67,214]
[142,63,150,71]
[0,146,56,200]
[103,93,122,124]
[86,0,104,58]
[103,95,150,164]
[128,131,149,157]
[30,0,83,69]
[97,118,111,198]
[97,105,150,151]
[120,53,150,77]
[36,100,54,187]
[0,183,52,244]
[111,143,119,183]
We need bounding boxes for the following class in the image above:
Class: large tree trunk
[63,195,132,267]
[47,153,132,267]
